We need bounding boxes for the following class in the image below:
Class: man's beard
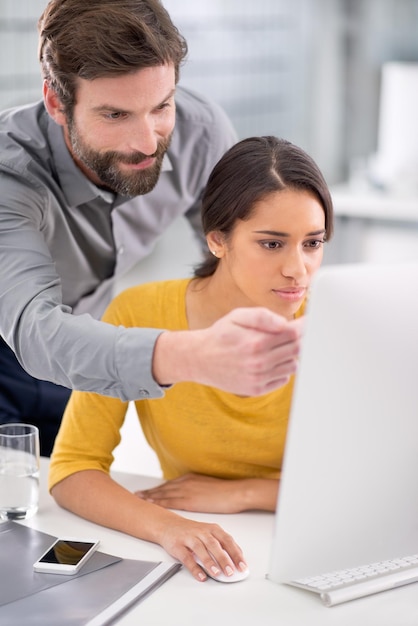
[67,118,172,196]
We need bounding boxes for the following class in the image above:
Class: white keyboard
[292,554,418,606]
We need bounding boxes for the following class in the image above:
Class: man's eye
[105,112,125,120]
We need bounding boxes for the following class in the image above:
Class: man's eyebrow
[91,88,176,114]
[253,229,326,237]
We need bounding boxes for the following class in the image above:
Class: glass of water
[0,423,40,520]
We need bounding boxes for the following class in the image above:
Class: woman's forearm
[51,469,248,582]
[51,470,177,542]
[136,474,279,513]
[232,478,279,512]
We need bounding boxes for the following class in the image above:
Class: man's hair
[38,0,188,113]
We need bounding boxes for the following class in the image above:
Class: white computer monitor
[268,262,418,601]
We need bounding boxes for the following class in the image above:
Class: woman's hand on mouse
[155,515,247,582]
[135,473,279,513]
[51,469,247,582]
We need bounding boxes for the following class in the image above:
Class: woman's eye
[156,102,171,111]
[305,239,324,249]
[261,241,282,250]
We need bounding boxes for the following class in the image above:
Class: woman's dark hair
[38,0,188,115]
[195,136,334,278]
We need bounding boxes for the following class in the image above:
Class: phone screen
[38,540,96,566]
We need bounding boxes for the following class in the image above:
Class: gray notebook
[0,521,181,625]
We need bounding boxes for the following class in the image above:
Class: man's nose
[127,118,159,156]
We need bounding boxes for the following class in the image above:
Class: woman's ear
[206,231,226,258]
[43,81,67,126]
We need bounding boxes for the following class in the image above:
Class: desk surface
[18,458,418,626]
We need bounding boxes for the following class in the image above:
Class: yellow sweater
[49,279,303,490]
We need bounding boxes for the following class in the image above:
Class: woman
[49,136,333,582]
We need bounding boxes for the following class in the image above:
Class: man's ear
[43,81,67,126]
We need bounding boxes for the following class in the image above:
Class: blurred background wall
[2,0,418,184]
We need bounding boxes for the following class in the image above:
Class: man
[0,0,301,455]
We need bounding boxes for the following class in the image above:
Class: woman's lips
[273,287,306,302]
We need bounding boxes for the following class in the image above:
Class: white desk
[18,458,418,625]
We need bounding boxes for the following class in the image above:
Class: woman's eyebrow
[254,230,290,237]
[253,229,326,237]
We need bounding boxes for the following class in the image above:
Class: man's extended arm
[0,175,300,400]
[153,308,302,397]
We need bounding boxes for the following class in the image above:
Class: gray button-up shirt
[0,86,237,400]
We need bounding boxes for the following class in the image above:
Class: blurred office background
[1,0,418,473]
[2,0,418,184]
[1,0,418,271]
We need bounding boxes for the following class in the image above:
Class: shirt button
[138,388,149,397]
[118,245,125,255]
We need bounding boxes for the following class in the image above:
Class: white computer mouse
[195,556,249,583]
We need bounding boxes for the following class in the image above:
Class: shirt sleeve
[48,285,166,489]
[0,172,165,401]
